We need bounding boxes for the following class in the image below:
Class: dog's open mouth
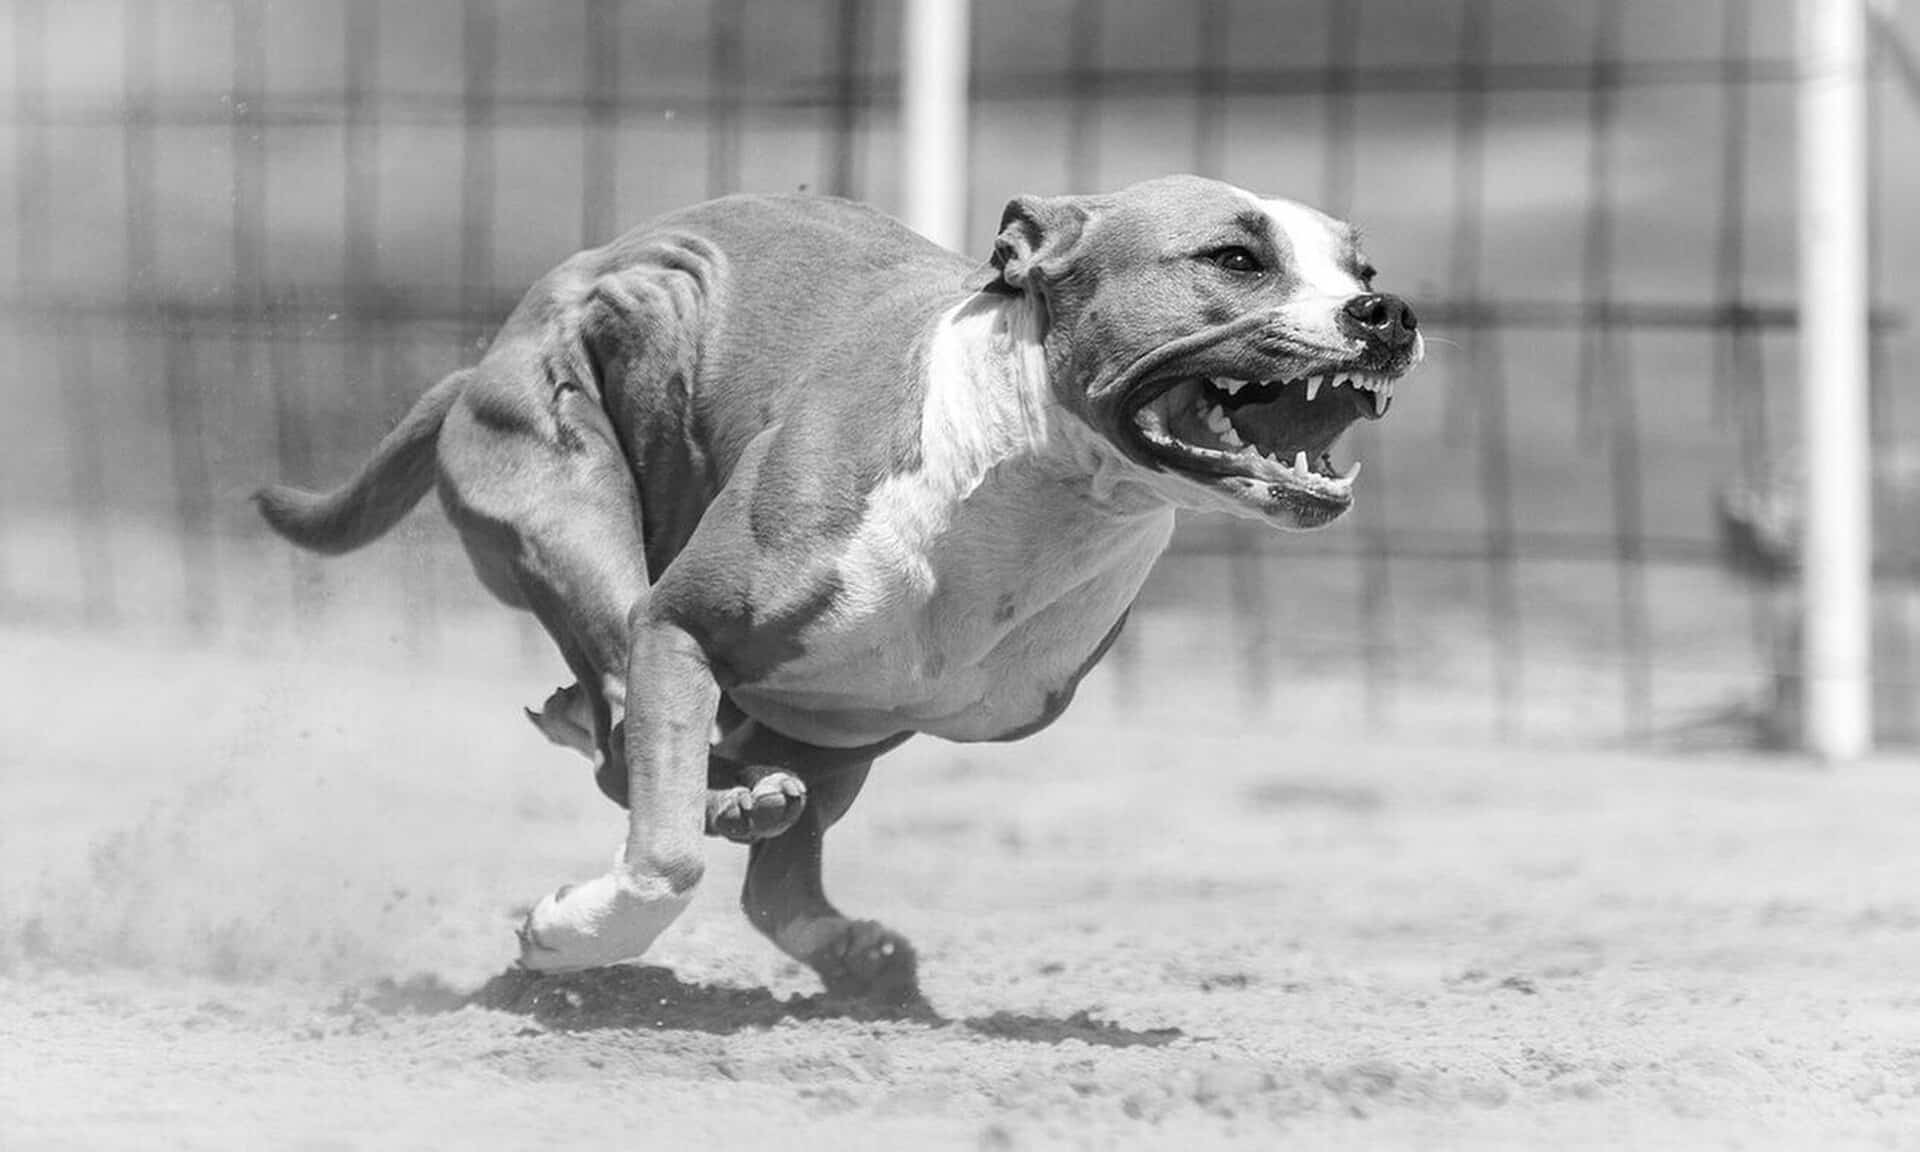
[1127,369,1395,515]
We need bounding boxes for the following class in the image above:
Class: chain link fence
[4,0,1918,745]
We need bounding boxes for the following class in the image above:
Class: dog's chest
[743,468,1175,743]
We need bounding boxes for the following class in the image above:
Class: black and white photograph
[4,0,1920,1147]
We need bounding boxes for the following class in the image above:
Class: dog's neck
[915,292,1170,521]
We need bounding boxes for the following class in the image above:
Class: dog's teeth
[1218,378,1247,396]
[1292,450,1310,473]
[1219,423,1244,448]
[1304,375,1323,402]
[1203,404,1232,434]
[1370,389,1387,417]
[1340,460,1363,482]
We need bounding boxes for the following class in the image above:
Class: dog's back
[571,192,975,431]
[256,194,973,560]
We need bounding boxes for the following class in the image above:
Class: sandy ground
[5,622,1920,1150]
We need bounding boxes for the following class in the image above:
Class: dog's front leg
[517,608,717,971]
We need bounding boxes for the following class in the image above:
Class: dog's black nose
[1341,293,1418,350]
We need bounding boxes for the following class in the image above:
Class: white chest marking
[746,294,1176,743]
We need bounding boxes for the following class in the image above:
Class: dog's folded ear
[967,194,1088,296]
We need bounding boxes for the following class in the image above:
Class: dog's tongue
[1226,385,1367,457]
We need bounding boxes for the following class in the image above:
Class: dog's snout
[1341,293,1418,350]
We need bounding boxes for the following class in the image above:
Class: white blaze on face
[1231,188,1367,347]
[1253,194,1362,298]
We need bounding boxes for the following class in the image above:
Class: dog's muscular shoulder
[547,194,1172,749]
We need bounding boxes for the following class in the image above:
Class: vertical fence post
[900,0,969,251]
[1799,0,1873,761]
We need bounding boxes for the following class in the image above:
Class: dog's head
[976,174,1422,530]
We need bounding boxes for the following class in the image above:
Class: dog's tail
[253,369,469,556]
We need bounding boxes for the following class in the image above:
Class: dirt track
[6,623,1920,1149]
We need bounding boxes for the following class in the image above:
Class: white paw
[515,869,695,972]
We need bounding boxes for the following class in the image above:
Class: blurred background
[3,0,1919,748]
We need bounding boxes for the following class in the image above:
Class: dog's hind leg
[441,369,648,805]
[740,751,922,1005]
[441,359,715,971]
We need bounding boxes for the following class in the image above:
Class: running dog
[257,174,1422,1002]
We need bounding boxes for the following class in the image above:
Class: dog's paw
[802,919,921,1005]
[705,771,808,843]
[516,870,694,972]
[526,684,597,760]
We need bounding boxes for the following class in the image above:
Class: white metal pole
[1799,0,1874,761]
[901,0,970,252]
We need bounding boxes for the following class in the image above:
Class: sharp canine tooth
[1304,375,1322,402]
[1292,450,1310,473]
[1220,378,1247,395]
[1340,460,1362,482]
[1371,390,1385,417]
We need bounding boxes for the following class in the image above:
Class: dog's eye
[1208,247,1263,275]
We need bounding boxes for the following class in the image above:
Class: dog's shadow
[358,966,1183,1048]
